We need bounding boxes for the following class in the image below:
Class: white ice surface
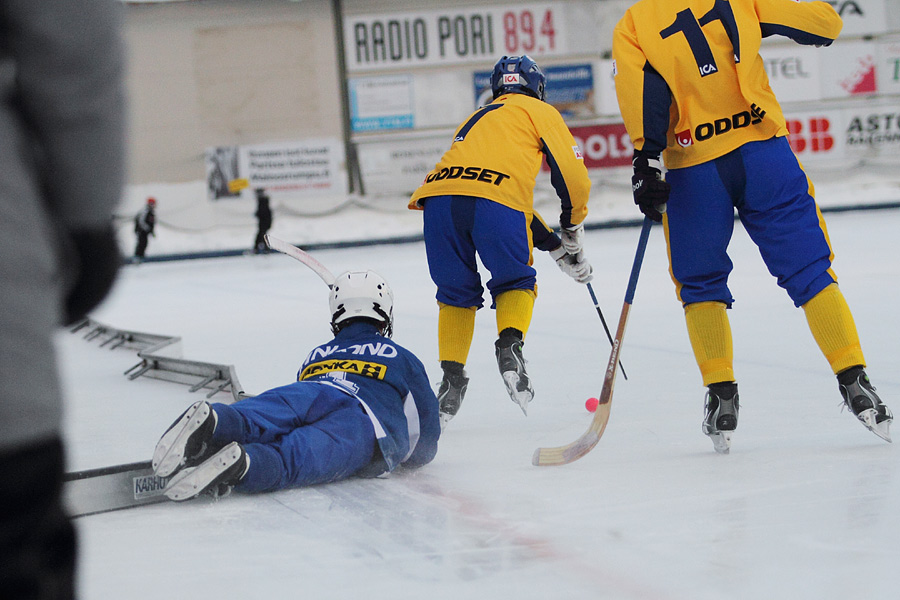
[57,208,900,600]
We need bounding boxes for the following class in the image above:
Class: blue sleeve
[759,23,835,46]
[401,352,441,468]
[640,62,672,157]
[531,210,563,252]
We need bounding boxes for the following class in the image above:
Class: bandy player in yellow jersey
[409,55,593,426]
[613,0,892,452]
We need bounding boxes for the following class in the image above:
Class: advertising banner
[205,139,346,200]
[349,75,415,132]
[879,40,900,95]
[357,137,448,196]
[345,3,567,71]
[819,40,879,99]
[760,45,823,103]
[842,105,900,154]
[824,0,889,37]
[596,59,619,118]
[565,123,633,169]
[783,102,900,165]
[783,109,845,163]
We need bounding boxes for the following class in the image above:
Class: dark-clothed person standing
[253,188,272,253]
[134,196,156,260]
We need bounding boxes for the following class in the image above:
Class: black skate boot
[164,442,249,501]
[495,328,533,415]
[838,366,892,442]
[152,401,220,478]
[437,361,469,429]
[702,382,739,454]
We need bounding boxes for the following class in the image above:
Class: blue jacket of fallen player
[151,271,441,500]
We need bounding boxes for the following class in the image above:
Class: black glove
[632,153,670,222]
[64,224,122,325]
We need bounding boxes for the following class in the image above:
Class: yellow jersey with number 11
[612,0,841,170]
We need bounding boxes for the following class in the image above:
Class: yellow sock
[684,301,734,386]
[495,289,535,338]
[438,303,477,365]
[802,284,865,374]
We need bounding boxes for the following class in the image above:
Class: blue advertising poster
[473,63,595,118]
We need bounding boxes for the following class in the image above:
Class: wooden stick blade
[531,218,652,467]
[532,301,631,466]
[532,398,612,466]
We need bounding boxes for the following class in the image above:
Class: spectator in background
[0,0,126,597]
[253,188,272,253]
[134,196,156,261]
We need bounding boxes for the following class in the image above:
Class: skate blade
[152,402,210,478]
[439,412,453,431]
[164,443,242,502]
[502,373,533,416]
[859,410,892,443]
[708,431,732,454]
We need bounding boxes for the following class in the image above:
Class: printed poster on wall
[759,45,823,103]
[596,58,619,118]
[819,40,879,99]
[357,137,448,195]
[879,40,900,95]
[349,75,415,132]
[565,123,633,169]
[826,0,889,37]
[783,102,900,166]
[205,139,346,200]
[782,108,845,164]
[841,103,900,154]
[473,63,595,118]
[345,3,567,72]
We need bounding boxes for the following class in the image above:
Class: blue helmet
[490,55,545,101]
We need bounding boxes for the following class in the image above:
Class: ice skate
[495,333,533,415]
[437,369,469,429]
[702,383,739,454]
[164,442,249,501]
[839,367,892,442]
[152,400,219,478]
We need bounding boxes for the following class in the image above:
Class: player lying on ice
[150,271,441,501]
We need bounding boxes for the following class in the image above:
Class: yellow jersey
[612,0,841,169]
[409,92,590,229]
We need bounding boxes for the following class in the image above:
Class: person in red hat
[134,196,156,261]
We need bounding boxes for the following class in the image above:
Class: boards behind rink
[64,461,169,517]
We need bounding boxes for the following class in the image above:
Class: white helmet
[329,270,394,336]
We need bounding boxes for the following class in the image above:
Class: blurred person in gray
[0,1,126,597]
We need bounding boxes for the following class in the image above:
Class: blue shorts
[422,195,536,308]
[212,382,376,492]
[665,136,836,308]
